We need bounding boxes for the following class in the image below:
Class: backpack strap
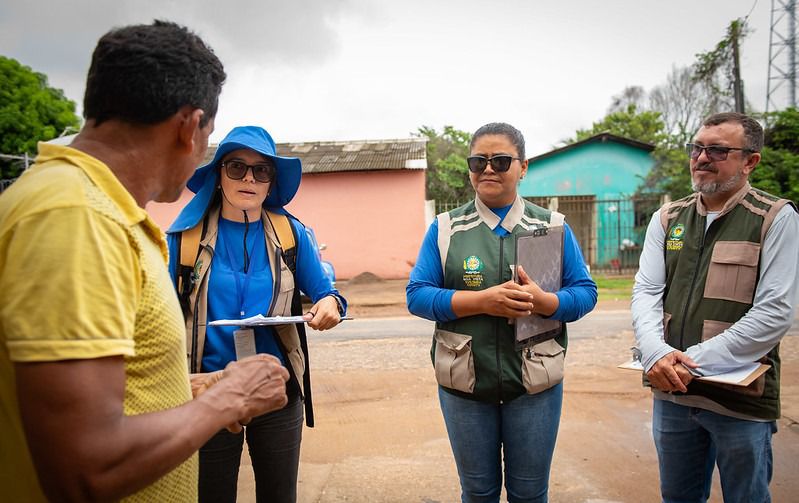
[177,220,205,316]
[265,210,314,427]
[266,210,297,273]
[290,276,314,427]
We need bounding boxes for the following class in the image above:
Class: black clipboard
[513,226,564,349]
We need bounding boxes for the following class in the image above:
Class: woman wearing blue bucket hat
[166,125,346,503]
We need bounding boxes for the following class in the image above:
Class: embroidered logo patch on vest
[193,260,202,283]
[666,224,685,251]
[463,255,484,288]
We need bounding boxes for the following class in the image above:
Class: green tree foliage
[764,107,799,151]
[753,108,799,203]
[416,125,473,202]
[574,104,669,146]
[752,147,799,202]
[639,107,799,202]
[694,18,747,113]
[649,147,693,199]
[0,56,80,178]
[569,18,756,200]
[570,104,692,197]
[574,18,760,199]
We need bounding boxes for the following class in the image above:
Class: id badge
[233,328,256,360]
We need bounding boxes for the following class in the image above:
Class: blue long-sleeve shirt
[406,205,596,323]
[168,215,346,372]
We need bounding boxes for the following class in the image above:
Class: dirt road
[233,278,799,502]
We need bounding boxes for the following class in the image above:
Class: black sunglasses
[685,143,753,162]
[466,154,521,173]
[222,159,275,183]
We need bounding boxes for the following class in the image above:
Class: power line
[746,0,761,20]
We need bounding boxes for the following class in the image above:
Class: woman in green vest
[407,122,597,502]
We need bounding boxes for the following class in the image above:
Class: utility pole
[766,0,798,114]
[732,20,745,113]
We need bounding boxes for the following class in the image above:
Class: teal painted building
[518,133,656,269]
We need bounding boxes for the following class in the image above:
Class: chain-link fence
[434,195,665,274]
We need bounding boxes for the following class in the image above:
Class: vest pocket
[272,262,295,316]
[704,241,760,304]
[701,319,732,341]
[699,319,765,397]
[521,339,565,394]
[433,329,475,393]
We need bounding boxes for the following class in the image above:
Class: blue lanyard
[221,222,262,318]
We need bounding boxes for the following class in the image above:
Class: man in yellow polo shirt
[0,21,290,502]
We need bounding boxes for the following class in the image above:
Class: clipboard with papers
[617,356,771,387]
[513,225,564,349]
[209,314,353,327]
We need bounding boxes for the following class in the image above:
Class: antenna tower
[766,0,799,113]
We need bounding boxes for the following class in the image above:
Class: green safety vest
[434,197,566,404]
[661,183,794,419]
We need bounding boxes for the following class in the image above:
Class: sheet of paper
[617,359,644,371]
[209,315,309,326]
[209,315,353,327]
[698,362,769,386]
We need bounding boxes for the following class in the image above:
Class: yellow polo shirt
[0,143,197,502]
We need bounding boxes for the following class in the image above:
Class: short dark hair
[84,20,225,127]
[470,122,526,159]
[702,112,764,153]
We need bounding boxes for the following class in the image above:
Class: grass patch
[594,275,634,302]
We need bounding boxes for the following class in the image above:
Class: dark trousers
[198,396,304,503]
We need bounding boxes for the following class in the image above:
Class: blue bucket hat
[187,125,301,208]
[169,126,301,233]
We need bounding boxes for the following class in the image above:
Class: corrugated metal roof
[203,138,428,174]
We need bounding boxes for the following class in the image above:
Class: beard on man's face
[691,162,743,195]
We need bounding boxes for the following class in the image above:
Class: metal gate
[526,195,661,273]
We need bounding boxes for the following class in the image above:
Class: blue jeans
[652,399,776,503]
[199,396,303,503]
[438,384,563,503]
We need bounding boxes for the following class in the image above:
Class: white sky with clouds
[0,0,783,155]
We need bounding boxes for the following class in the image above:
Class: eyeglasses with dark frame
[685,143,755,162]
[466,154,522,173]
[222,159,275,183]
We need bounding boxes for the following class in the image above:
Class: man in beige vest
[632,112,799,503]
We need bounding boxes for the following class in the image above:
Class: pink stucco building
[146,138,428,280]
